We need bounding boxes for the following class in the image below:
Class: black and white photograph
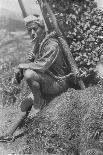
[1,0,103,154]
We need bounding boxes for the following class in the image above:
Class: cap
[24,15,44,29]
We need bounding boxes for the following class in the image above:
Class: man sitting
[0,15,74,141]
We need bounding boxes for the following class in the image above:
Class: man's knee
[24,69,40,82]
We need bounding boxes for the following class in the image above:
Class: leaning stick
[43,0,85,89]
[18,0,27,18]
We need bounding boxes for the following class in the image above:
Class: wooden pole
[37,0,52,33]
[43,0,85,89]
[18,0,27,18]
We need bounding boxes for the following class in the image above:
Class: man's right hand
[13,68,24,85]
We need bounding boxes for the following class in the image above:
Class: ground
[1,29,103,155]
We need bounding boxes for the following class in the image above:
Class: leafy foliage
[47,0,103,80]
[1,1,103,154]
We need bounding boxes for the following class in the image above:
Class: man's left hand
[13,67,24,85]
[18,63,29,69]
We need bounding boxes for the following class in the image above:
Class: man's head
[24,15,45,41]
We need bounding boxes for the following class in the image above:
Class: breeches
[20,71,69,112]
[39,72,69,96]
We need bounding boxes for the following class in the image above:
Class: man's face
[28,24,42,42]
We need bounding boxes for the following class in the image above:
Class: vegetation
[26,84,103,154]
[1,0,103,154]
[47,0,103,81]
[0,30,30,106]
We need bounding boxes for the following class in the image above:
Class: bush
[47,0,103,80]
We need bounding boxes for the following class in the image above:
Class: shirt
[20,36,68,79]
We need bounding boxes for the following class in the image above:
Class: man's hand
[13,67,24,85]
[28,51,35,62]
[12,63,29,85]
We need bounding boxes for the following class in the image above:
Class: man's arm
[18,39,59,72]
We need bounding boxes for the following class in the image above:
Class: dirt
[1,29,103,155]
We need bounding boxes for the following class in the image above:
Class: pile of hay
[22,83,103,155]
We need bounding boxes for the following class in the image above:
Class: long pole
[37,0,52,33]
[43,0,85,90]
[18,0,27,18]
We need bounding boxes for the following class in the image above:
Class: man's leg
[24,69,45,109]
[39,73,69,95]
[0,69,42,141]
[24,69,68,102]
[0,69,43,141]
[0,69,68,141]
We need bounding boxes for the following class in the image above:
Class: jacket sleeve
[27,39,60,72]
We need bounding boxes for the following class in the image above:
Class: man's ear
[95,52,103,78]
[96,63,103,79]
